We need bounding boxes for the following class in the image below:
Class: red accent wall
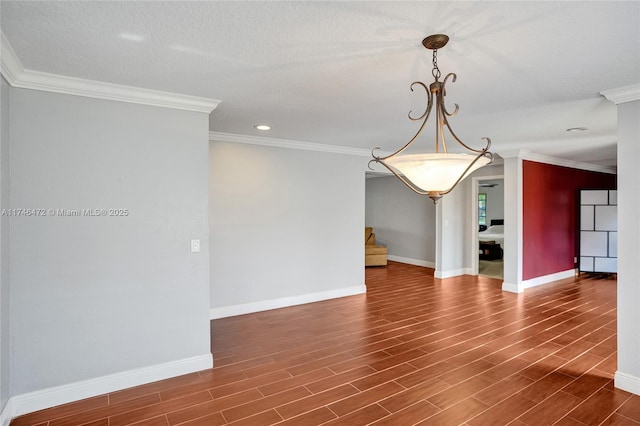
[522,161,616,280]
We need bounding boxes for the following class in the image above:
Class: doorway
[471,175,505,279]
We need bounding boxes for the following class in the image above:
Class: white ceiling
[2,1,639,167]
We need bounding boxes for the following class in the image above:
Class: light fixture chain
[432,49,441,80]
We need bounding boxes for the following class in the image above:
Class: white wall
[209,141,365,316]
[616,99,640,395]
[9,89,212,396]
[0,76,10,412]
[365,175,435,265]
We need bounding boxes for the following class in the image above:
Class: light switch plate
[190,239,200,253]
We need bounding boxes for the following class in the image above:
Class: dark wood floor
[11,262,640,425]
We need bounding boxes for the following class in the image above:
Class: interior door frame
[470,174,505,275]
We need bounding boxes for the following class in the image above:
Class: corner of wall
[0,399,12,426]
[0,69,12,421]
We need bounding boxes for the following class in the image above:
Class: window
[478,193,487,226]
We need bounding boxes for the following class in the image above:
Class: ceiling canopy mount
[421,34,449,50]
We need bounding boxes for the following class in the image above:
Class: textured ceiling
[2,1,639,166]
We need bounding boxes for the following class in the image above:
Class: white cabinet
[579,189,617,273]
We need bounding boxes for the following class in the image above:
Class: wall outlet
[190,239,200,253]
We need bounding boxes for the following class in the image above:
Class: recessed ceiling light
[566,127,588,132]
[254,125,271,131]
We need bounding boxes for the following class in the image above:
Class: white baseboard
[615,371,640,396]
[210,285,367,319]
[387,255,435,269]
[522,269,576,289]
[7,353,212,420]
[503,269,576,293]
[434,268,471,279]
[0,399,13,426]
[502,281,524,293]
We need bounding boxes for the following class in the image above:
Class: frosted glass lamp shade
[383,153,491,193]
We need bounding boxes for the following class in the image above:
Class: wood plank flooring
[11,261,640,425]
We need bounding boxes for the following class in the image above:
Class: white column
[434,182,468,279]
[602,84,640,396]
[434,201,444,276]
[499,150,526,293]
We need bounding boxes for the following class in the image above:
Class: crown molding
[497,149,530,160]
[497,147,616,174]
[0,32,220,113]
[600,84,640,105]
[209,131,385,157]
[209,131,612,177]
[0,31,24,85]
[522,152,616,175]
[13,70,220,113]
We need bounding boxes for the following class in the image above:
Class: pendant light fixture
[370,34,493,203]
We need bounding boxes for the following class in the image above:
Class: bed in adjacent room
[479,220,504,260]
[479,222,504,247]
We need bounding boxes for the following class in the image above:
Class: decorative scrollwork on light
[368,34,493,203]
